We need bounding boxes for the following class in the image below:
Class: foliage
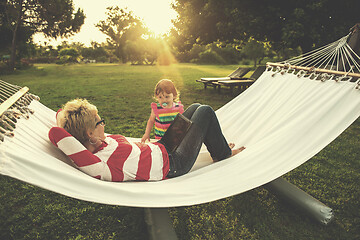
[25,41,110,64]
[275,46,303,61]
[214,43,241,64]
[58,47,81,64]
[0,11,34,66]
[143,38,163,65]
[36,44,59,58]
[194,49,226,64]
[124,39,146,65]
[96,7,148,63]
[186,44,206,62]
[171,0,360,53]
[176,41,240,64]
[1,0,85,70]
[81,45,109,63]
[96,7,170,65]
[241,39,266,67]
[0,63,359,239]
[59,48,79,58]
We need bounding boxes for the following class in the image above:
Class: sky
[33,0,177,47]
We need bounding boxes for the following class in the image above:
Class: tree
[143,37,162,65]
[2,0,85,70]
[0,1,32,60]
[96,6,147,63]
[124,39,145,64]
[0,2,11,52]
[171,0,360,54]
[241,39,266,68]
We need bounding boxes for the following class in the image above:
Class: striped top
[151,102,184,139]
[49,127,170,182]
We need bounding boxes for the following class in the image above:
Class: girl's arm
[141,109,156,143]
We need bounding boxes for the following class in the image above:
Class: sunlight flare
[33,0,177,46]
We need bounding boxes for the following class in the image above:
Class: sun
[126,0,177,36]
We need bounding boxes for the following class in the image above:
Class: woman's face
[92,114,106,141]
[156,92,174,108]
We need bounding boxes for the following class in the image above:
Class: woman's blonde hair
[154,79,180,101]
[58,98,98,144]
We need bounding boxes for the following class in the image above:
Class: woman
[54,98,245,181]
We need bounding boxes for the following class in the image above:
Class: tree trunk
[348,23,360,56]
[9,0,23,71]
[9,26,18,70]
[338,24,360,72]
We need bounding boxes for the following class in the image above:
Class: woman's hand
[141,134,150,143]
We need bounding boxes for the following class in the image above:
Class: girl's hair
[154,79,180,101]
[58,98,98,144]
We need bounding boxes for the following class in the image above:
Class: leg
[182,103,201,119]
[189,105,231,161]
[167,105,231,178]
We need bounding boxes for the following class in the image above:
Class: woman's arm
[56,109,64,127]
[141,109,156,143]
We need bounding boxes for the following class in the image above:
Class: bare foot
[231,146,246,157]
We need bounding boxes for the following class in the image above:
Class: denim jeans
[161,103,232,178]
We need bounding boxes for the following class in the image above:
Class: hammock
[1,35,360,208]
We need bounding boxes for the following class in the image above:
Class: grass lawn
[0,63,359,240]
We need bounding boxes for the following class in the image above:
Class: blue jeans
[161,104,232,178]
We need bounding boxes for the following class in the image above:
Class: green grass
[0,63,359,240]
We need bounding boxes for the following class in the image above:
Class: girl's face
[156,92,174,108]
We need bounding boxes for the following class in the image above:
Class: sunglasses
[95,119,105,127]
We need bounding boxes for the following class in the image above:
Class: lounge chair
[213,66,266,93]
[196,67,251,89]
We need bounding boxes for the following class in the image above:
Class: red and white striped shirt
[49,127,170,181]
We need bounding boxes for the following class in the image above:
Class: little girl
[141,79,184,143]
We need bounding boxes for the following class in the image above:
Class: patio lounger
[214,66,266,93]
[196,67,251,89]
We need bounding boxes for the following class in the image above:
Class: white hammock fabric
[1,70,359,207]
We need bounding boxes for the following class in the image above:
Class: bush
[215,45,240,64]
[59,48,79,57]
[196,50,226,64]
[239,59,252,65]
[97,56,108,63]
[81,47,108,61]
[0,62,10,74]
[175,51,189,63]
[17,59,32,69]
[188,44,206,60]
[58,48,81,64]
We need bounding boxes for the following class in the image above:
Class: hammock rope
[0,79,39,141]
[268,31,360,81]
[281,33,360,73]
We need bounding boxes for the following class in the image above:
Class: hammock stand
[1,28,360,239]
